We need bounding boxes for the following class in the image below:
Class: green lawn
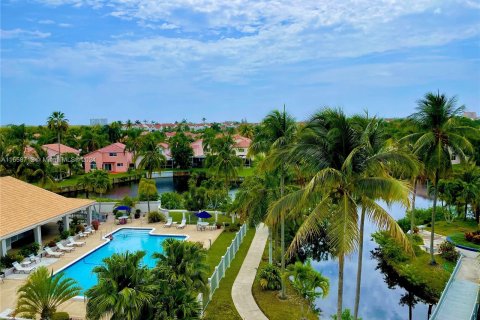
[425,220,479,236]
[205,231,237,273]
[203,228,256,320]
[252,245,318,320]
[448,232,480,250]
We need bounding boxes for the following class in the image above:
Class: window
[117,163,123,167]
[109,152,117,156]
[238,148,245,153]
[90,161,97,169]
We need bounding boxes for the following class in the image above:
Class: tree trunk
[430,171,439,265]
[148,199,151,213]
[354,206,366,319]
[280,169,286,299]
[268,227,273,264]
[411,178,417,233]
[464,203,468,221]
[337,254,345,320]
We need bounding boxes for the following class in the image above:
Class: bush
[148,211,166,223]
[75,225,85,233]
[408,207,446,225]
[51,312,70,320]
[258,264,282,290]
[465,231,480,244]
[439,241,460,262]
[19,243,40,257]
[69,229,76,236]
[397,217,410,232]
[0,253,24,268]
[331,309,362,320]
[227,224,240,232]
[372,231,408,263]
[135,209,141,219]
[60,230,70,240]
[91,220,100,230]
[161,192,184,209]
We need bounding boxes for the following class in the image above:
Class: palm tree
[47,111,69,179]
[91,170,111,212]
[77,173,95,198]
[138,178,158,213]
[205,135,243,189]
[31,145,56,188]
[153,239,209,293]
[268,109,413,320]
[15,266,81,320]
[250,107,296,299]
[86,251,155,320]
[403,92,477,264]
[137,137,166,178]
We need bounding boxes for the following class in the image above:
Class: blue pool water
[57,228,187,294]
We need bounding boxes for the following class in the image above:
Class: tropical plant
[403,92,478,264]
[160,192,184,209]
[438,241,459,262]
[258,264,282,290]
[287,260,329,316]
[205,134,243,188]
[60,152,82,176]
[147,211,166,223]
[47,111,69,179]
[91,170,111,213]
[77,173,94,198]
[268,109,412,320]
[170,132,193,169]
[138,178,158,213]
[15,266,81,320]
[137,136,166,178]
[250,107,297,298]
[85,251,155,320]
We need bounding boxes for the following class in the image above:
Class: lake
[313,196,434,320]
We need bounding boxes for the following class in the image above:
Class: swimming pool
[56,228,187,294]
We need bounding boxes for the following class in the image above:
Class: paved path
[232,223,269,320]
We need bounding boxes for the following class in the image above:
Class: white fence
[94,201,161,214]
[202,224,248,309]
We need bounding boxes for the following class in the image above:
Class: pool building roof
[0,176,95,240]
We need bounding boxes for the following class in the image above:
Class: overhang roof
[0,176,95,239]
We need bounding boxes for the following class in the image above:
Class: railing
[201,224,247,310]
[430,254,464,319]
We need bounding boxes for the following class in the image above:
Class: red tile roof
[42,144,80,154]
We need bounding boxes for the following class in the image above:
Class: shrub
[69,229,76,236]
[51,312,70,320]
[439,241,459,262]
[227,224,240,232]
[60,230,70,240]
[258,264,282,290]
[91,220,100,231]
[75,225,85,233]
[48,240,57,247]
[331,309,362,320]
[396,217,410,233]
[0,253,24,268]
[148,211,166,223]
[161,192,184,209]
[465,231,480,244]
[372,232,408,263]
[19,243,40,257]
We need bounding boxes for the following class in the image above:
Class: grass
[203,228,256,320]
[425,219,479,236]
[168,211,232,225]
[205,231,237,273]
[448,232,480,250]
[252,245,318,320]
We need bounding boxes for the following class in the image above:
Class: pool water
[57,228,187,294]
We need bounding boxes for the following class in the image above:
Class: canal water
[313,196,434,320]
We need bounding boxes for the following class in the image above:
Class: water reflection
[312,196,433,320]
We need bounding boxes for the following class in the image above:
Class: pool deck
[0,217,223,319]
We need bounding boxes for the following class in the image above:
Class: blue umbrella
[115,205,131,213]
[195,211,212,219]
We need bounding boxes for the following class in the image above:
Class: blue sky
[1,0,479,125]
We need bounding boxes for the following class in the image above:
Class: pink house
[83,143,133,173]
[42,144,80,165]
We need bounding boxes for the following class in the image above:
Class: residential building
[42,143,81,165]
[83,142,133,173]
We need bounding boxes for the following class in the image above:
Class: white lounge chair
[83,228,93,235]
[44,247,64,257]
[66,236,85,247]
[56,242,74,252]
[85,226,95,233]
[12,261,37,274]
[164,217,173,228]
[78,232,88,238]
[27,254,40,264]
[176,219,186,229]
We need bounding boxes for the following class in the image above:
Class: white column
[63,215,70,231]
[0,239,7,257]
[86,207,93,225]
[34,226,42,247]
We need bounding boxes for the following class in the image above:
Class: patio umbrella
[115,206,131,213]
[195,211,212,219]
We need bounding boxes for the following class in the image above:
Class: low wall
[94,201,161,214]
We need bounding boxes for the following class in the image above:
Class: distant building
[463,112,478,120]
[90,118,108,126]
[83,143,133,173]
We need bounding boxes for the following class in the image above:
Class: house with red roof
[83,143,133,173]
[42,144,80,165]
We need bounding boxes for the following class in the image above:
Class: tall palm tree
[91,170,111,212]
[137,137,166,179]
[268,109,413,320]
[403,92,477,264]
[31,145,56,188]
[15,266,81,320]
[86,251,155,320]
[47,111,69,178]
[205,135,243,189]
[250,107,296,299]
[77,173,95,198]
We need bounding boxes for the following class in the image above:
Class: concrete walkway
[232,223,269,320]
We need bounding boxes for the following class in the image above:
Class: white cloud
[58,23,73,27]
[38,19,55,24]
[1,29,51,39]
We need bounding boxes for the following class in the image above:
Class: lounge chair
[78,231,88,238]
[27,254,41,264]
[164,217,173,228]
[44,247,64,257]
[56,242,74,252]
[66,236,85,247]
[12,261,37,274]
[85,226,95,233]
[176,219,186,229]
[83,228,93,236]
